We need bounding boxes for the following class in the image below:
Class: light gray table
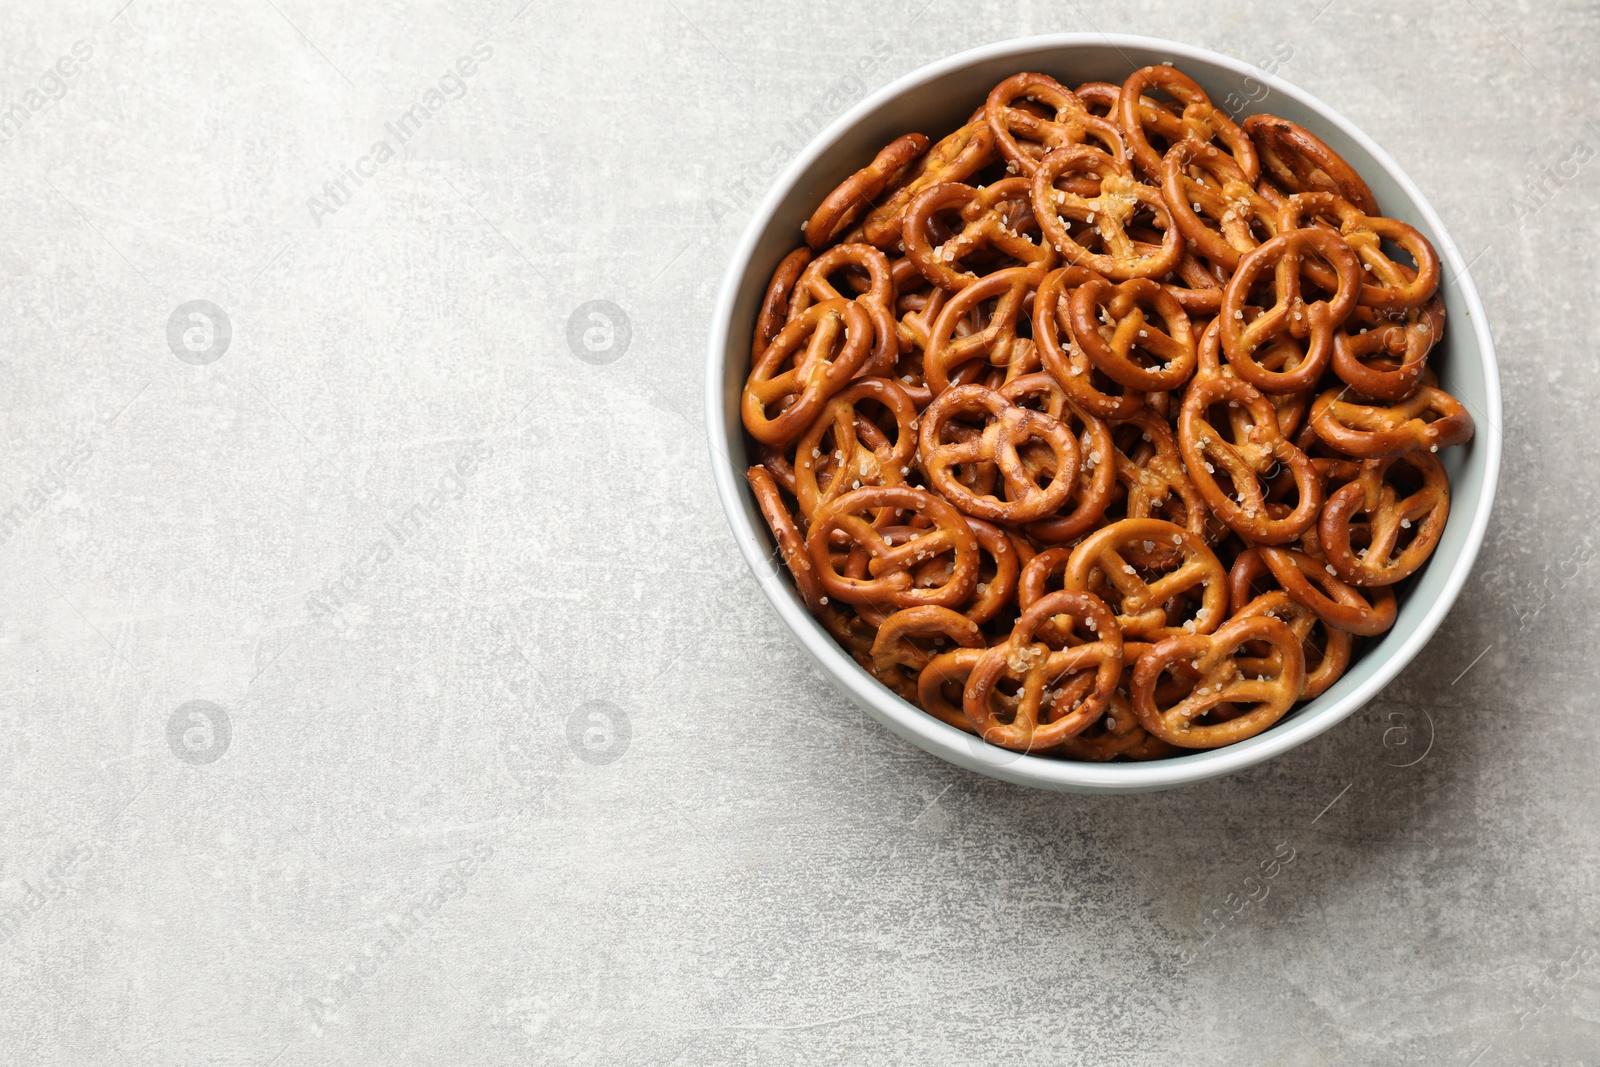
[1,1,1595,1063]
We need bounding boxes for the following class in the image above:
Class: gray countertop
[2,1,1596,1063]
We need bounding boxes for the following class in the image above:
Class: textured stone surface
[0,1,1596,1064]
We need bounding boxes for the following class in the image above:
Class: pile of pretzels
[740,65,1472,758]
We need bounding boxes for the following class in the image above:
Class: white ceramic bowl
[706,34,1502,793]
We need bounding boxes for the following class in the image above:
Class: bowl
[706,34,1502,793]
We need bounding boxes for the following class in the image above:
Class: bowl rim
[705,32,1503,792]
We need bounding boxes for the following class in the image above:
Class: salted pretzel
[985,72,1125,177]
[1034,264,1147,420]
[1130,613,1305,748]
[1178,372,1323,544]
[792,376,918,518]
[919,383,1081,523]
[963,590,1124,750]
[869,605,985,702]
[1230,590,1351,700]
[1318,450,1450,586]
[922,265,1043,394]
[862,119,996,247]
[806,485,981,610]
[753,248,813,360]
[1277,192,1440,311]
[1062,518,1230,639]
[1000,372,1119,543]
[1251,545,1398,636]
[1308,374,1474,458]
[1162,138,1279,271]
[1031,145,1186,280]
[1118,64,1257,183]
[739,64,1474,763]
[1219,227,1363,394]
[805,133,930,250]
[1243,113,1378,215]
[789,243,900,378]
[743,299,874,445]
[902,177,1056,291]
[1330,298,1444,401]
[1067,275,1197,390]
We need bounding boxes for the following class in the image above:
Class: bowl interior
[708,35,1501,793]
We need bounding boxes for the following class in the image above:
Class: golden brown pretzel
[806,485,981,610]
[1034,264,1147,420]
[1330,298,1444,401]
[805,133,931,250]
[743,299,874,446]
[789,243,900,378]
[753,248,813,360]
[1067,275,1197,391]
[1277,192,1440,311]
[1243,113,1378,215]
[923,265,1043,395]
[1308,375,1474,458]
[901,178,1056,291]
[1254,545,1398,635]
[1161,138,1280,271]
[985,72,1125,177]
[918,383,1081,523]
[1118,65,1257,183]
[1219,227,1362,394]
[963,590,1124,750]
[862,120,997,247]
[1063,518,1230,639]
[792,376,918,518]
[869,605,985,702]
[1318,451,1450,586]
[1178,372,1323,544]
[1130,613,1305,748]
[1031,145,1186,280]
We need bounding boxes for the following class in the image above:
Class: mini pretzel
[1108,408,1209,553]
[869,605,985,703]
[1330,298,1444,401]
[999,372,1118,544]
[789,243,900,378]
[807,485,981,610]
[1162,138,1279,271]
[1063,518,1229,639]
[805,133,931,250]
[1130,614,1305,748]
[1067,276,1197,390]
[752,248,812,360]
[792,376,918,519]
[919,383,1081,523]
[923,265,1043,394]
[1178,372,1323,544]
[901,177,1056,291]
[1031,145,1185,280]
[963,590,1124,750]
[862,120,997,247]
[1219,227,1362,394]
[1277,192,1440,311]
[1243,114,1379,215]
[916,647,984,731]
[1034,264,1146,420]
[1118,65,1257,183]
[1319,451,1450,586]
[742,299,874,446]
[1253,546,1398,635]
[985,72,1125,177]
[1308,376,1474,458]
[1231,590,1351,700]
